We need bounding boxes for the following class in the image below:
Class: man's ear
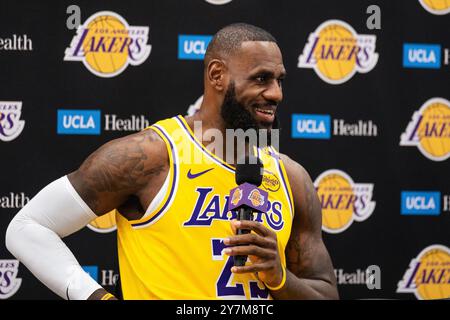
[207,59,228,92]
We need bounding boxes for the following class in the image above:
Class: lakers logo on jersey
[183,187,285,231]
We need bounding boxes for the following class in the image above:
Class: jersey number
[211,238,269,299]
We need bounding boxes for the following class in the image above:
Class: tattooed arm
[69,129,168,300]
[68,128,168,216]
[271,155,339,299]
[5,129,168,300]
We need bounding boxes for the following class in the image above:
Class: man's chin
[257,122,273,130]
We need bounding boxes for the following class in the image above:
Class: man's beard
[220,81,280,147]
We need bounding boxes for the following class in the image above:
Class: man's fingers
[225,233,276,249]
[230,262,272,274]
[224,245,275,259]
[231,220,274,238]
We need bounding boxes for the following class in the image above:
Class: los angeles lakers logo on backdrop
[397,245,450,300]
[314,169,375,233]
[64,11,151,78]
[400,98,450,161]
[419,0,450,15]
[298,20,378,84]
[87,209,117,233]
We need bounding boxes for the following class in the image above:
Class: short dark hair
[204,23,277,65]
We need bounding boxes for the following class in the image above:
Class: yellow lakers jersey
[116,115,294,300]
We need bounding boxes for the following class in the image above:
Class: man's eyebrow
[249,68,287,78]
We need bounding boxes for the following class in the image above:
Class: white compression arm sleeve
[5,176,103,300]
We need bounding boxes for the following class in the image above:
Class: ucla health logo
[298,20,378,84]
[0,101,25,142]
[419,0,450,15]
[403,43,441,69]
[292,114,377,139]
[0,260,22,299]
[400,97,450,161]
[401,191,441,215]
[57,109,101,135]
[314,170,375,234]
[64,11,151,77]
[178,35,212,60]
[397,245,450,300]
[292,114,331,139]
[82,265,99,281]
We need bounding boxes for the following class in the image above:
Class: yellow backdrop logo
[298,20,378,84]
[87,209,117,233]
[397,245,450,300]
[314,169,375,234]
[64,11,151,77]
[419,0,450,15]
[400,98,450,161]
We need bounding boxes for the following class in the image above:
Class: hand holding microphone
[228,155,266,266]
[225,155,285,290]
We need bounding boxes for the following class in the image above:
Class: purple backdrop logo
[0,101,25,142]
[0,260,22,299]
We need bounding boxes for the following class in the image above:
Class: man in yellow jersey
[6,23,338,300]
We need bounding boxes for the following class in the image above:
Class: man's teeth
[255,108,274,115]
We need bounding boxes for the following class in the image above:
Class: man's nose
[263,79,283,104]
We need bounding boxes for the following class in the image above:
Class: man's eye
[256,76,267,83]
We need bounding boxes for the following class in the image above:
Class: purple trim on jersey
[175,115,235,172]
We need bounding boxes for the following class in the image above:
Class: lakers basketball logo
[231,188,242,206]
[248,189,265,207]
[262,170,280,192]
[419,0,450,15]
[0,101,25,142]
[64,11,152,78]
[87,209,117,233]
[397,245,450,300]
[314,169,375,234]
[400,98,450,161]
[298,20,378,84]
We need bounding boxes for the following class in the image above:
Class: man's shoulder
[277,152,317,207]
[278,153,309,182]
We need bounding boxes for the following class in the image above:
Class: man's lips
[254,105,277,123]
[255,107,275,116]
